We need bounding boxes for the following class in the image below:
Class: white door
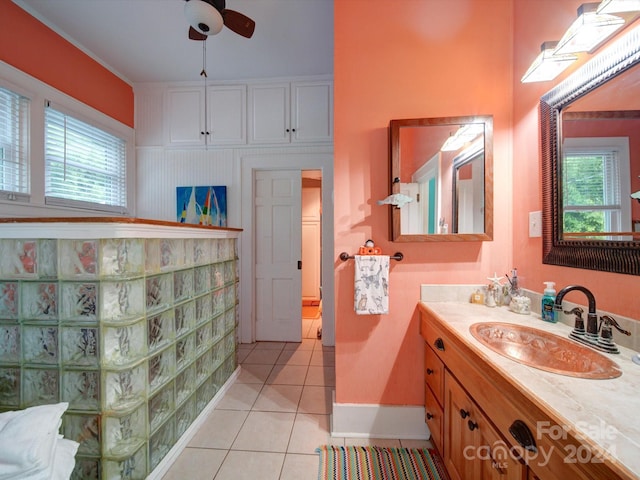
[254,170,302,341]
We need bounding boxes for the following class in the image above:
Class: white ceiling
[14,0,334,85]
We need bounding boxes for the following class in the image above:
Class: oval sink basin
[469,322,622,379]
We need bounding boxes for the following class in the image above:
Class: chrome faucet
[554,285,599,344]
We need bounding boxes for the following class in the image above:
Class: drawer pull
[509,420,537,453]
[426,368,434,375]
[459,409,470,419]
[434,338,445,351]
[426,412,434,420]
[468,419,479,431]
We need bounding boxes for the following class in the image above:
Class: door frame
[240,152,334,346]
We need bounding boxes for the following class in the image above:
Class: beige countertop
[421,300,640,479]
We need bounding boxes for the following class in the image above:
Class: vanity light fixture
[554,3,625,55]
[521,41,578,83]
[441,124,484,151]
[597,0,640,14]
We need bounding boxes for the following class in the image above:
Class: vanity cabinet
[165,85,246,147]
[419,303,626,480]
[248,80,333,144]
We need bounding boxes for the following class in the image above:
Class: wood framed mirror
[541,26,640,275]
[388,115,493,242]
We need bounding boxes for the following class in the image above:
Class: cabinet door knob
[286,128,290,133]
[459,409,470,419]
[426,368,434,375]
[200,131,205,135]
[426,412,434,420]
[292,128,296,132]
[468,419,479,431]
[434,338,445,351]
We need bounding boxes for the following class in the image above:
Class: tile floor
[162,317,431,480]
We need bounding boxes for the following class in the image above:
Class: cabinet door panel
[165,87,204,146]
[248,83,289,144]
[445,371,476,480]
[425,344,444,406]
[425,384,444,456]
[209,85,246,145]
[292,81,333,142]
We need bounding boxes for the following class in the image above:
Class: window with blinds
[45,104,128,213]
[0,86,30,196]
[562,150,622,233]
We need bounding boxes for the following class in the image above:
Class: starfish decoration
[487,272,504,286]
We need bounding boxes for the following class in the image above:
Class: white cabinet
[164,85,246,147]
[248,80,333,144]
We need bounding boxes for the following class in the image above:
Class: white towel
[354,255,389,314]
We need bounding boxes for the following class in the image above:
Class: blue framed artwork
[176,186,227,227]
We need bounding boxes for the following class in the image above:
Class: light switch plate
[529,211,542,237]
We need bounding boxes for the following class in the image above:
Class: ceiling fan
[184,0,255,40]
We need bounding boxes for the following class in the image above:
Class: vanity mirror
[388,115,493,242]
[541,26,640,275]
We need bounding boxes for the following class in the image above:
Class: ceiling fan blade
[222,9,255,38]
[188,26,208,41]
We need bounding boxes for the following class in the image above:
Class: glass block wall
[0,235,239,479]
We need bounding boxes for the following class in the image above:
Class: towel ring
[339,252,403,261]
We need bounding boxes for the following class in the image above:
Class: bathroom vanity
[420,301,640,480]
[0,218,241,479]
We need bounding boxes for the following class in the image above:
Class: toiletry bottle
[541,282,557,322]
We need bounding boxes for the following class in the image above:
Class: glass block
[173,268,194,303]
[212,289,224,317]
[195,293,212,325]
[145,239,161,275]
[148,346,175,394]
[37,240,58,279]
[61,326,99,367]
[160,238,183,271]
[175,333,195,372]
[224,331,235,358]
[0,240,39,278]
[212,338,224,370]
[0,367,20,407]
[20,282,58,320]
[100,238,145,278]
[102,319,147,368]
[183,238,194,267]
[60,282,98,322]
[195,376,214,412]
[22,367,59,406]
[175,394,195,438]
[174,300,195,338]
[195,348,212,386]
[211,314,223,344]
[175,363,195,407]
[102,442,147,480]
[195,322,211,355]
[0,322,20,364]
[193,238,210,266]
[149,416,174,470]
[22,324,59,365]
[103,362,146,412]
[223,352,237,378]
[0,282,19,320]
[61,369,101,411]
[224,284,235,310]
[103,402,147,458]
[145,274,173,315]
[212,364,225,393]
[58,240,99,278]
[224,308,235,334]
[149,381,174,433]
[211,263,224,290]
[63,412,101,456]
[71,456,100,480]
[224,260,234,284]
[147,309,174,354]
[193,266,211,295]
[101,279,145,323]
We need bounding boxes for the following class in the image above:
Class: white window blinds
[45,104,127,212]
[0,86,30,195]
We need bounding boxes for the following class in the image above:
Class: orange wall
[334,0,514,405]
[0,2,133,127]
[512,0,640,321]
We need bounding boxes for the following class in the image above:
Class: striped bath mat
[316,445,449,480]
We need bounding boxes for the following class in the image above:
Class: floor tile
[283,338,316,351]
[344,437,402,447]
[242,348,282,365]
[161,447,226,480]
[188,409,248,449]
[400,438,434,449]
[280,453,320,480]
[214,450,285,480]
[254,341,287,351]
[266,364,309,385]
[310,349,335,366]
[232,411,296,452]
[305,365,335,386]
[214,383,261,410]
[276,349,313,365]
[253,384,303,412]
[298,385,333,414]
[236,363,273,384]
[287,413,333,454]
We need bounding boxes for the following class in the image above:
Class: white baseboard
[146,366,241,479]
[331,392,431,440]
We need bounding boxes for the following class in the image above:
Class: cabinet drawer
[424,345,444,406]
[425,383,443,455]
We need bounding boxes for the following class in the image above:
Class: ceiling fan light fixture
[184,0,224,36]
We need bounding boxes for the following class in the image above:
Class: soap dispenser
[541,282,556,323]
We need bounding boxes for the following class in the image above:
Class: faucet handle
[564,306,583,317]
[600,315,631,336]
